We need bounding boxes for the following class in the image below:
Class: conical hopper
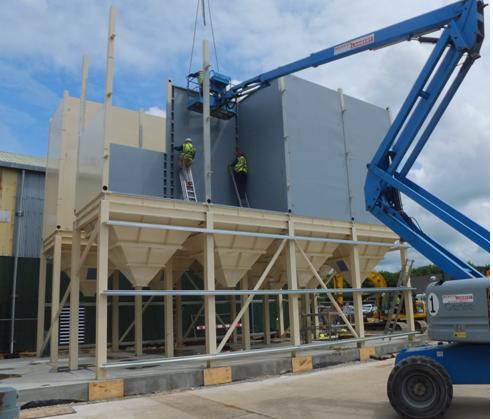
[248,240,338,290]
[61,251,115,297]
[108,223,194,288]
[183,232,275,288]
[148,252,196,289]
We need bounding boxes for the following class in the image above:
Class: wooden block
[291,356,313,373]
[21,405,75,418]
[88,378,124,401]
[203,367,232,386]
[359,346,376,362]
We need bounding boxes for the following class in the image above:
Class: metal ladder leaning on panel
[179,166,197,202]
[229,166,250,208]
[384,259,414,334]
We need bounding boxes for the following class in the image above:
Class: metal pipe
[105,220,399,248]
[104,287,413,297]
[10,168,25,354]
[103,332,417,369]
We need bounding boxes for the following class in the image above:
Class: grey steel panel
[169,87,236,205]
[343,94,389,224]
[14,171,45,258]
[109,144,164,198]
[282,76,350,220]
[237,84,287,212]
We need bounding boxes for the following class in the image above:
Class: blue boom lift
[187,1,489,417]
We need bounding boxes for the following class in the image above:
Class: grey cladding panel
[14,171,45,258]
[171,87,236,205]
[109,144,164,198]
[343,95,389,224]
[238,84,287,212]
[282,76,350,220]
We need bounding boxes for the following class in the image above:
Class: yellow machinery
[330,271,427,332]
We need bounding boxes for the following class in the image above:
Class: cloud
[146,106,166,118]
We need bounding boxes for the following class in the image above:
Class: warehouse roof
[0,150,46,173]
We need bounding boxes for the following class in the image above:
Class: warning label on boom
[334,34,375,55]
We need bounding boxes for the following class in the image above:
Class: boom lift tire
[387,356,452,419]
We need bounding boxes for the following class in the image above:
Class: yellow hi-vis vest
[234,156,248,173]
[183,143,196,159]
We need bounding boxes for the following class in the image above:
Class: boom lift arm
[204,0,487,279]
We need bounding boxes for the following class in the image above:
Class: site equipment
[188,1,488,417]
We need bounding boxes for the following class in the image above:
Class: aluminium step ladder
[384,259,414,334]
[179,166,197,202]
[229,166,250,208]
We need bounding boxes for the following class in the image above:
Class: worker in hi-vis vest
[174,138,196,170]
[231,150,248,200]
[188,70,205,95]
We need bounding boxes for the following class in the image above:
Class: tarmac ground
[44,358,489,419]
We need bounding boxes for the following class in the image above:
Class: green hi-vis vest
[198,71,205,85]
[234,156,248,173]
[183,143,196,159]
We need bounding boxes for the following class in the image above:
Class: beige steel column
[49,233,62,366]
[165,263,174,357]
[95,201,110,380]
[111,271,119,352]
[134,287,143,356]
[204,211,216,354]
[349,226,365,340]
[69,229,81,370]
[286,220,301,346]
[101,7,116,189]
[400,242,416,340]
[263,295,271,345]
[240,276,251,350]
[36,252,47,356]
[229,294,238,344]
[277,295,285,338]
[175,277,183,348]
[303,293,312,343]
[313,294,320,339]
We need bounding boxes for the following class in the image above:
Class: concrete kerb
[16,338,420,405]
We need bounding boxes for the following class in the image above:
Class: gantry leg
[277,295,285,338]
[135,286,143,356]
[175,276,183,348]
[204,212,216,355]
[96,202,109,380]
[303,293,312,343]
[69,229,81,370]
[263,295,271,345]
[36,252,47,356]
[229,294,238,344]
[165,262,174,357]
[400,242,416,340]
[287,220,301,346]
[240,276,251,350]
[111,270,119,352]
[313,294,320,339]
[50,233,62,367]
[349,226,365,341]
[36,252,46,356]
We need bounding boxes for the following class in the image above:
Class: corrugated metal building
[0,151,46,353]
[0,151,45,258]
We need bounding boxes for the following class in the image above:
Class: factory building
[0,151,45,352]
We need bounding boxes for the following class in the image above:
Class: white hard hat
[185,138,192,143]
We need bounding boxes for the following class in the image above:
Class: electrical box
[426,277,490,343]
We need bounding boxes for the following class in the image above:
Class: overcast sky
[0,0,489,270]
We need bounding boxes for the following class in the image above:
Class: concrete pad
[38,359,489,419]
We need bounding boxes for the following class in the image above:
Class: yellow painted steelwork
[0,168,17,256]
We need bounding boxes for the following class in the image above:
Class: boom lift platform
[187,1,489,417]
